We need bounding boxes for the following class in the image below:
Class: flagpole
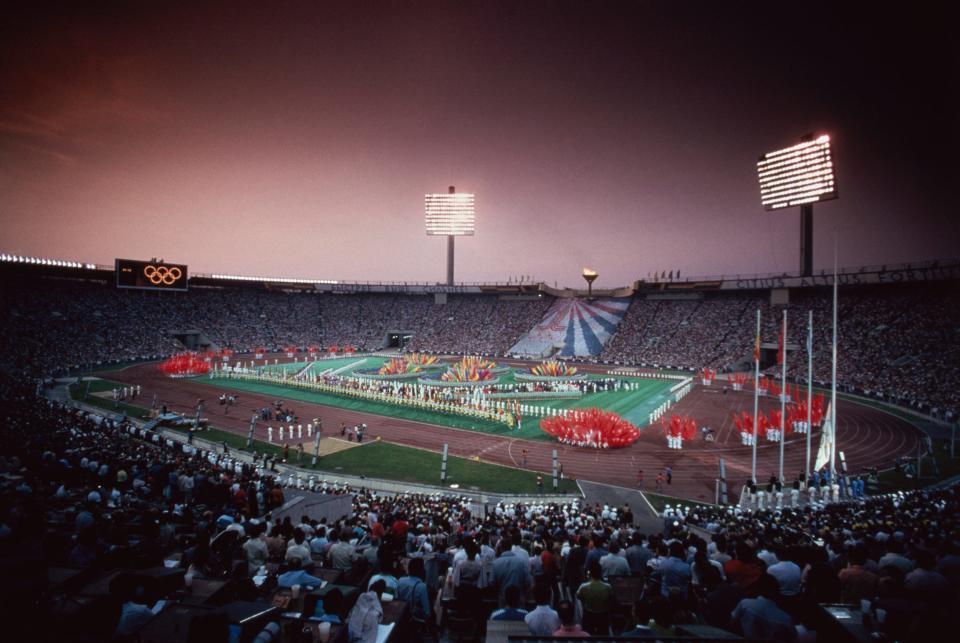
[806,309,813,484]
[779,308,787,483]
[830,235,839,476]
[751,308,760,484]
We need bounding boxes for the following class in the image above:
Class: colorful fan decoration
[378,358,423,375]
[530,360,578,377]
[158,352,211,377]
[405,353,439,367]
[539,408,640,448]
[452,355,498,371]
[440,362,495,382]
[327,345,339,354]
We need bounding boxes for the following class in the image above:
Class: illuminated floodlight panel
[757,135,837,210]
[425,193,475,236]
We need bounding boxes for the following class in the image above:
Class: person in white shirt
[600,541,631,578]
[524,584,560,635]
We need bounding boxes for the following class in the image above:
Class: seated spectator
[492,536,532,606]
[576,560,614,635]
[525,583,561,635]
[724,542,765,594]
[396,557,430,625]
[838,545,879,603]
[905,549,951,603]
[730,574,796,641]
[348,579,385,643]
[277,558,324,589]
[490,585,528,621]
[243,523,269,575]
[310,588,343,624]
[552,599,589,638]
[600,540,631,578]
[328,529,357,571]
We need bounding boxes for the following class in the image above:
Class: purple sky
[1,1,955,287]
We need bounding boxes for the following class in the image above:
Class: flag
[814,402,834,471]
[753,325,761,363]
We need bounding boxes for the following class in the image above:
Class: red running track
[106,360,923,504]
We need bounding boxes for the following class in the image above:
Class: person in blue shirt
[658,541,692,598]
[311,588,343,624]
[277,558,324,588]
[396,557,431,624]
[584,534,609,572]
[489,585,528,621]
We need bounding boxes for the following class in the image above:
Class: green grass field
[68,379,150,418]
[165,424,578,494]
[69,377,578,494]
[206,357,676,438]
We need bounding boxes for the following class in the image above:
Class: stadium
[1,3,957,643]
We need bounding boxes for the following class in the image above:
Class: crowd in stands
[1,271,957,419]
[601,287,960,420]
[0,279,549,376]
[4,364,959,641]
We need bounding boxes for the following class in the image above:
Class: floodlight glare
[426,186,475,285]
[425,192,475,236]
[757,135,837,211]
[756,133,839,277]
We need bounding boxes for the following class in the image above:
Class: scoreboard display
[116,258,188,291]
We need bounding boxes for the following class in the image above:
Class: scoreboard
[116,258,188,291]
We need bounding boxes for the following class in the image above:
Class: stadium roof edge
[1,253,957,292]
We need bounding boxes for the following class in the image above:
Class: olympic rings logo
[143,264,183,285]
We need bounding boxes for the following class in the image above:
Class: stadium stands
[1,269,957,420]
[1,367,957,641]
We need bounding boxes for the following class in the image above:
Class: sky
[1,1,956,287]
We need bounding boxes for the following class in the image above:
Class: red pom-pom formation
[540,407,640,449]
[158,352,211,377]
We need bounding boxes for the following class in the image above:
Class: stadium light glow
[425,192,475,236]
[0,253,96,269]
[757,135,837,210]
[210,273,338,285]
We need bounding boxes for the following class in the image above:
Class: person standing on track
[656,472,663,490]
[665,466,672,485]
[636,470,644,488]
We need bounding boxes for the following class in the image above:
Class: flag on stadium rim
[753,320,761,363]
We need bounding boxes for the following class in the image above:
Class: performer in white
[298,424,303,439]
[279,426,284,442]
[268,426,273,443]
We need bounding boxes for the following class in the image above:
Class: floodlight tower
[425,186,475,285]
[582,268,598,299]
[757,134,838,276]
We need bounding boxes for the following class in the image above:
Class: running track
[107,358,923,503]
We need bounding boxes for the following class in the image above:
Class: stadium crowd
[3,366,959,641]
[601,287,960,421]
[1,273,956,419]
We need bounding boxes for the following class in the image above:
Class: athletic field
[205,356,676,440]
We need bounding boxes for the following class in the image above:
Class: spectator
[525,583,561,635]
